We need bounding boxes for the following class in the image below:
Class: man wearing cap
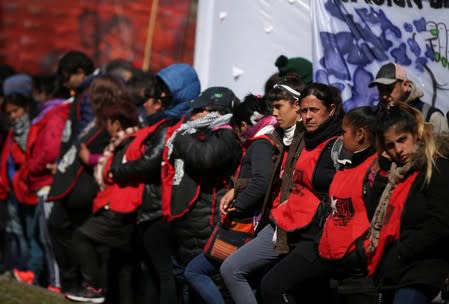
[161,86,242,268]
[369,62,448,133]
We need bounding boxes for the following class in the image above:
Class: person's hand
[46,163,58,175]
[79,143,91,164]
[220,188,236,215]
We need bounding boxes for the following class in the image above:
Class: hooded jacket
[403,81,448,134]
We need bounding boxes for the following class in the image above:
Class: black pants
[48,199,91,291]
[139,217,178,304]
[72,209,135,289]
[261,240,332,304]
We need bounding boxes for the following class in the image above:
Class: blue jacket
[146,64,200,124]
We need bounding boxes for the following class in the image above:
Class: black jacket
[171,127,242,264]
[111,120,172,224]
[375,157,449,291]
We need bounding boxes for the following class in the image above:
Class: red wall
[0,0,197,74]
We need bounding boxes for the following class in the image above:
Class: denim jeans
[184,252,223,304]
[393,287,430,304]
[3,195,28,271]
[19,203,44,281]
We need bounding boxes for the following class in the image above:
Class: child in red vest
[65,101,139,304]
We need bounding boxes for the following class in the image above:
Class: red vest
[92,120,166,214]
[160,117,200,221]
[319,153,377,260]
[271,137,336,232]
[365,170,419,276]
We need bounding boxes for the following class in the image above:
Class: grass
[0,274,69,304]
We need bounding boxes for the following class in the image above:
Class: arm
[110,125,168,186]
[398,158,449,262]
[233,140,274,213]
[28,114,66,178]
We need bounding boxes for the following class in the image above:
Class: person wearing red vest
[261,83,344,303]
[113,64,199,304]
[365,102,449,304]
[318,106,378,304]
[220,75,306,304]
[183,94,278,304]
[65,101,139,304]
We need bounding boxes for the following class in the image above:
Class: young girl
[318,106,378,304]
[65,101,139,304]
[366,102,449,304]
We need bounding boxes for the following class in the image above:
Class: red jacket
[0,131,37,204]
[28,102,70,191]
[319,153,377,260]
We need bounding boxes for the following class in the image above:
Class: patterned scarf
[166,112,232,159]
[367,160,412,253]
[11,113,30,151]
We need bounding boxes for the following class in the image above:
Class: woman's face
[5,103,26,122]
[299,95,335,132]
[143,97,161,116]
[383,127,416,165]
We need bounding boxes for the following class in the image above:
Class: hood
[32,98,66,124]
[403,81,424,104]
[157,64,200,105]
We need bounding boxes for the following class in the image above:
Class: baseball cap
[189,87,239,113]
[368,63,407,88]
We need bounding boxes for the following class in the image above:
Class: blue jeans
[18,203,44,281]
[3,195,28,271]
[393,287,429,304]
[184,252,224,304]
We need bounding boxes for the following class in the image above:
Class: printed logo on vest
[330,196,354,226]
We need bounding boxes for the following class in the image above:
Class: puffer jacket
[169,126,242,264]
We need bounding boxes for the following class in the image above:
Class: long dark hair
[231,94,271,128]
[344,106,377,146]
[299,83,344,119]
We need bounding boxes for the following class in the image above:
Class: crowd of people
[0,51,449,304]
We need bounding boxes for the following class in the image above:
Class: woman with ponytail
[365,102,449,304]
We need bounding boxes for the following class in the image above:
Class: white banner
[312,0,449,114]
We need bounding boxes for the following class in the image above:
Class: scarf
[367,161,412,253]
[166,112,233,159]
[304,115,342,150]
[94,127,139,190]
[11,113,30,151]
[283,123,296,146]
[241,115,277,141]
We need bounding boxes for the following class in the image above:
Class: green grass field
[0,274,69,304]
